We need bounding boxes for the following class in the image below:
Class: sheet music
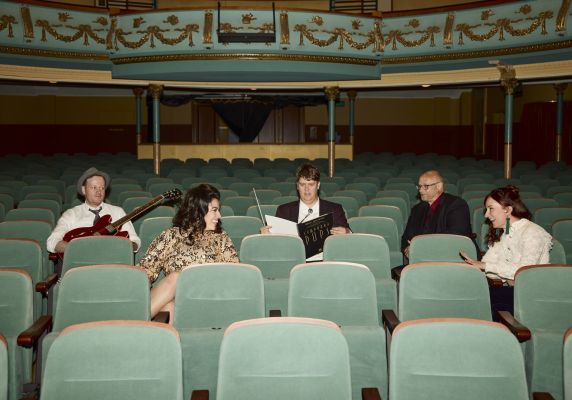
[265,215,298,235]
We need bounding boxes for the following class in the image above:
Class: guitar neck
[110,194,167,229]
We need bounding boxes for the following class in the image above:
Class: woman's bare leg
[150,272,179,318]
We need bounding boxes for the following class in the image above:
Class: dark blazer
[401,192,475,252]
[276,198,350,229]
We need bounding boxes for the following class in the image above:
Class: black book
[296,213,333,259]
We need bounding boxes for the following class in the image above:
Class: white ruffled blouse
[482,218,552,281]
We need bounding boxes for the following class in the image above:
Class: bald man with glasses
[401,170,477,262]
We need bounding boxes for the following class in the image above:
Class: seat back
[323,196,359,217]
[0,336,6,400]
[0,220,53,276]
[565,327,572,400]
[0,269,33,400]
[217,317,351,400]
[17,199,61,218]
[534,207,572,233]
[224,196,257,215]
[288,261,379,326]
[53,265,150,331]
[552,219,572,261]
[62,236,134,275]
[358,205,404,237]
[135,217,172,264]
[40,321,183,400]
[323,233,391,279]
[399,263,491,321]
[390,318,529,400]
[240,234,306,279]
[369,196,409,220]
[246,205,278,220]
[348,216,399,251]
[409,234,477,264]
[514,264,572,330]
[173,263,264,329]
[0,239,44,319]
[5,208,55,227]
[220,216,263,254]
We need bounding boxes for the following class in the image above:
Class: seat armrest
[269,309,282,317]
[486,277,503,288]
[362,387,382,400]
[36,273,59,296]
[191,389,209,400]
[152,311,170,324]
[497,311,531,342]
[391,266,403,282]
[381,309,400,335]
[17,315,53,348]
[533,393,555,400]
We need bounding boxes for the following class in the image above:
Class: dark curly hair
[296,163,321,182]
[172,183,221,245]
[485,185,532,246]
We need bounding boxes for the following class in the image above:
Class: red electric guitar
[57,188,182,258]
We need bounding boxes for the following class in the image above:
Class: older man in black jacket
[402,170,476,262]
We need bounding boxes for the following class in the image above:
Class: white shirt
[47,202,141,253]
[298,200,322,261]
[482,218,552,281]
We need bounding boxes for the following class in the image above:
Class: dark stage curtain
[212,102,273,142]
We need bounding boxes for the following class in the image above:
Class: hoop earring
[505,216,510,235]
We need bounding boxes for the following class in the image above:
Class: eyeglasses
[416,182,441,191]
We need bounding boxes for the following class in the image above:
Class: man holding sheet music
[260,163,350,261]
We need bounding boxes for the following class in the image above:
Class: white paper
[265,215,298,235]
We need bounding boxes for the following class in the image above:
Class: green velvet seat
[240,234,306,315]
[216,317,351,400]
[144,177,174,192]
[249,189,281,204]
[0,239,45,319]
[272,195,298,206]
[221,216,263,256]
[525,198,559,214]
[390,318,529,400]
[324,196,359,218]
[323,233,397,314]
[398,262,491,321]
[228,182,263,197]
[0,269,33,400]
[383,182,418,203]
[408,233,478,264]
[550,239,567,264]
[369,196,409,220]
[135,216,172,264]
[246,204,278,220]
[4,208,55,228]
[17,199,61,219]
[358,205,404,237]
[61,236,134,276]
[224,196,257,216]
[552,220,572,262]
[346,182,379,200]
[268,182,295,196]
[287,261,388,400]
[106,183,143,205]
[0,336,7,400]
[41,265,150,377]
[333,189,368,207]
[40,320,182,400]
[534,207,572,233]
[512,264,572,399]
[174,263,265,400]
[348,216,402,267]
[565,327,572,400]
[117,190,152,206]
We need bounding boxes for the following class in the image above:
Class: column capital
[347,90,357,101]
[324,86,339,101]
[148,84,163,99]
[493,63,519,95]
[554,83,568,95]
[132,87,145,97]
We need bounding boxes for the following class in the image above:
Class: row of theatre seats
[1,232,572,400]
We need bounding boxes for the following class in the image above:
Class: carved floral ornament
[0,1,568,55]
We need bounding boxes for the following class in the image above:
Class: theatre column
[554,83,567,162]
[325,86,339,177]
[133,87,144,146]
[496,64,519,179]
[347,90,357,145]
[148,84,163,175]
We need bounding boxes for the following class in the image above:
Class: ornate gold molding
[556,0,571,32]
[324,86,339,101]
[494,63,518,95]
[0,45,107,60]
[443,13,454,47]
[114,23,199,49]
[20,7,34,39]
[381,39,572,64]
[0,14,17,38]
[148,84,163,99]
[111,52,380,66]
[347,90,357,101]
[280,12,290,45]
[385,26,440,50]
[293,22,383,52]
[132,87,145,97]
[203,11,213,44]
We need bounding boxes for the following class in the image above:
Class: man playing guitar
[47,167,141,255]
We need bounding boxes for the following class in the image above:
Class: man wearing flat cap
[47,167,140,254]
